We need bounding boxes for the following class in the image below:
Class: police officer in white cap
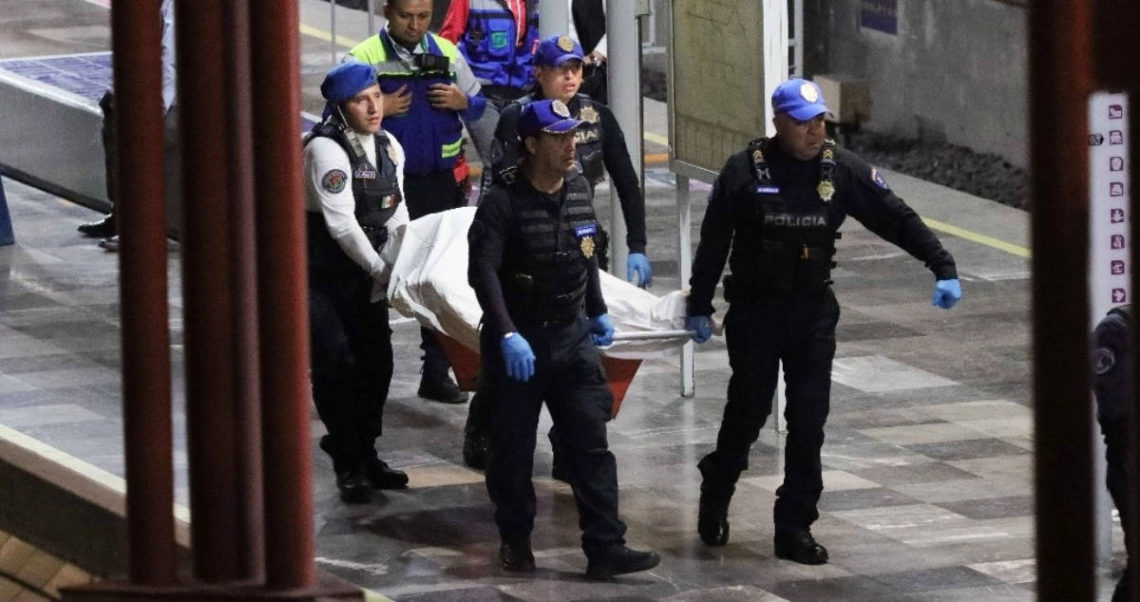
[304,61,411,504]
[686,78,963,563]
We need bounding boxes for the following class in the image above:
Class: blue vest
[349,31,465,175]
[457,0,539,90]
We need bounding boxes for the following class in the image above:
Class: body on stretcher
[385,208,710,414]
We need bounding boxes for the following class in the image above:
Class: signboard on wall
[1088,92,1131,320]
[669,0,768,180]
[861,0,898,35]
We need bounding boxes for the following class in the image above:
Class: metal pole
[540,0,570,37]
[606,0,645,282]
[176,0,242,583]
[676,175,694,397]
[1096,2,1140,599]
[367,0,376,38]
[222,0,265,582]
[330,0,338,66]
[1029,0,1095,599]
[111,0,176,586]
[248,0,317,590]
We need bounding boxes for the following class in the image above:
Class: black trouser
[481,316,627,550]
[100,91,183,238]
[308,268,393,472]
[403,169,466,381]
[1100,416,1137,602]
[700,288,840,532]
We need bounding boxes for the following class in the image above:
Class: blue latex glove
[932,278,962,309]
[501,333,536,382]
[627,252,653,287]
[686,315,712,343]
[589,313,615,346]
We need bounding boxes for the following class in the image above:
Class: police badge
[817,180,835,202]
[580,235,596,259]
[575,223,598,258]
[579,105,599,123]
[557,35,575,52]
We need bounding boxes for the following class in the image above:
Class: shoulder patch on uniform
[871,167,890,190]
[1095,346,1117,375]
[321,169,348,193]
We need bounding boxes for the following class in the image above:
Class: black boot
[697,455,735,546]
[585,544,660,579]
[462,431,489,470]
[499,536,536,573]
[774,529,829,565]
[418,373,469,404]
[334,466,371,504]
[78,214,116,237]
[364,457,408,489]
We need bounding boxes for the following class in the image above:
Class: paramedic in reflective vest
[348,0,488,404]
[467,98,660,579]
[1092,305,1136,602]
[304,61,412,505]
[440,0,539,170]
[685,78,963,564]
[462,34,652,474]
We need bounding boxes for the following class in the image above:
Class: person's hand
[587,50,607,66]
[589,314,615,347]
[501,333,536,382]
[932,278,962,309]
[686,315,712,343]
[627,252,652,287]
[428,83,468,111]
[383,84,412,116]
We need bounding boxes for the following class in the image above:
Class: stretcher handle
[611,329,695,342]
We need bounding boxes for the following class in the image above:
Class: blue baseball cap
[518,99,583,138]
[534,34,584,67]
[771,78,831,121]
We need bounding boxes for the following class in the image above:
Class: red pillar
[175,0,242,582]
[1029,1,1095,600]
[111,0,176,586]
[248,0,317,590]
[221,0,267,581]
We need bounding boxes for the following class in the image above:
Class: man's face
[773,112,827,161]
[384,0,432,48]
[342,84,384,134]
[526,130,578,174]
[534,61,583,104]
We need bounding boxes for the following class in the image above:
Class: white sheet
[387,207,695,360]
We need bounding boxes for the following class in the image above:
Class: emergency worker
[462,34,651,474]
[304,61,411,504]
[1092,305,1136,602]
[348,0,488,404]
[686,78,962,563]
[440,0,539,171]
[467,99,659,579]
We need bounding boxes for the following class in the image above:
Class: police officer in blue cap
[468,98,659,578]
[463,34,652,476]
[686,78,962,563]
[303,61,411,504]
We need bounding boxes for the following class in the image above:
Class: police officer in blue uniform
[462,34,652,474]
[686,78,963,563]
[1093,305,1136,602]
[304,62,412,504]
[468,99,659,578]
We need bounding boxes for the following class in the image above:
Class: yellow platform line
[299,23,362,49]
[923,217,1031,258]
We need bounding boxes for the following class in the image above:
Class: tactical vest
[515,93,605,184]
[348,31,465,175]
[457,0,539,90]
[500,169,598,322]
[304,121,402,273]
[726,137,840,298]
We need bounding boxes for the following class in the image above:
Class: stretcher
[386,207,696,415]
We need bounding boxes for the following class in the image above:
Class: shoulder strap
[746,137,773,185]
